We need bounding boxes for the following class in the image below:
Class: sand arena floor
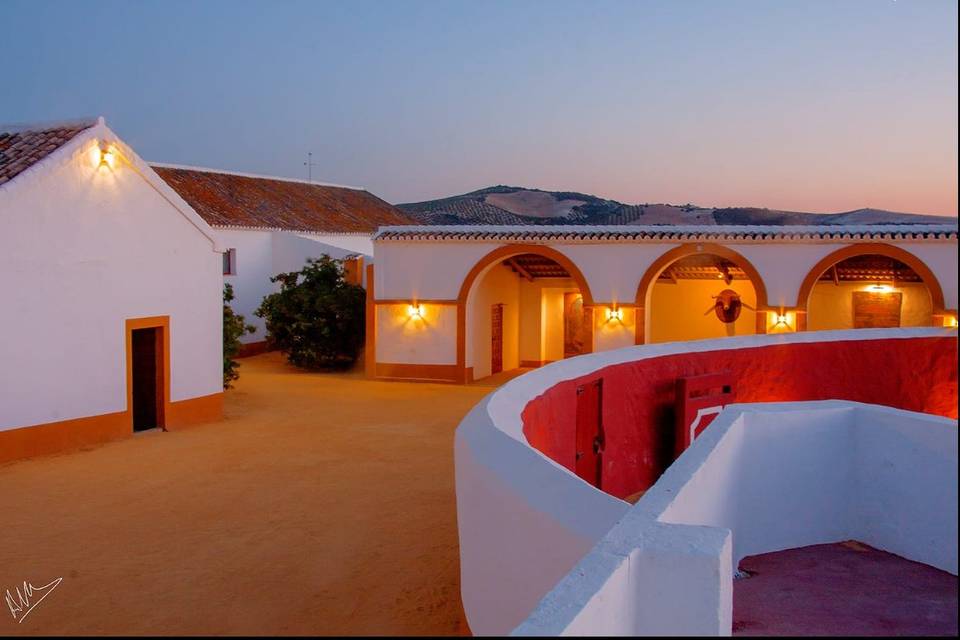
[0,353,505,636]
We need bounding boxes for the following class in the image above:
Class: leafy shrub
[255,256,366,370]
[223,283,256,388]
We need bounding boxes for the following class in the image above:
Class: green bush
[223,283,255,388]
[255,256,366,370]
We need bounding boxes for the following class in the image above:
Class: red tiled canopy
[153,166,414,233]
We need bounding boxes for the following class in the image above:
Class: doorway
[131,327,164,431]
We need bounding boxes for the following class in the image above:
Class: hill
[397,186,951,226]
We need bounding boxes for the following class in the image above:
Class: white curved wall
[454,328,958,636]
[516,401,958,636]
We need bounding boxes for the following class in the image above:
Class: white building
[153,164,412,353]
[368,225,958,383]
[0,118,224,463]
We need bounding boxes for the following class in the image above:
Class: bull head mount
[704,289,756,324]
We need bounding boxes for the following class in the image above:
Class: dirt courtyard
[0,353,498,636]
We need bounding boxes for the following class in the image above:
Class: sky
[2,0,957,215]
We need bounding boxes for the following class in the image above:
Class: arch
[456,244,595,382]
[633,243,771,344]
[796,244,946,321]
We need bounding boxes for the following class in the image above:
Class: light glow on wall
[91,141,117,170]
[605,307,623,323]
[866,283,895,293]
[767,310,795,333]
[407,303,425,319]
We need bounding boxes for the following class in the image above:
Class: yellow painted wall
[469,264,520,380]
[807,281,933,331]
[649,279,757,343]
[541,287,579,362]
[518,279,545,363]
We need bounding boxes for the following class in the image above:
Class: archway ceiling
[817,255,922,283]
[502,253,572,280]
[657,253,749,282]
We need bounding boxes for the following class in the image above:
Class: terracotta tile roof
[0,120,95,185]
[152,164,414,233]
[373,224,958,243]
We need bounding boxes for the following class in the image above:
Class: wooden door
[491,304,504,375]
[575,378,604,488]
[131,327,163,431]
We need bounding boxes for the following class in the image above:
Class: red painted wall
[521,336,958,500]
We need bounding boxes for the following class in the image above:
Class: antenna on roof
[304,152,318,183]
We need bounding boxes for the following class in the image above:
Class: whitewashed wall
[454,328,958,636]
[0,124,222,431]
[374,238,958,310]
[517,401,958,636]
[217,229,367,343]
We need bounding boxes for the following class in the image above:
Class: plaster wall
[374,239,957,315]
[594,306,637,352]
[0,130,222,431]
[298,232,373,257]
[218,229,275,342]
[218,229,366,343]
[454,328,958,636]
[516,401,958,636]
[808,281,932,330]
[648,278,758,343]
[375,304,457,365]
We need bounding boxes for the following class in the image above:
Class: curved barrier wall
[454,328,958,635]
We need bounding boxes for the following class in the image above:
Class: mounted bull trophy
[704,289,755,324]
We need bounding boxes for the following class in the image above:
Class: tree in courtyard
[255,256,366,370]
[223,283,255,389]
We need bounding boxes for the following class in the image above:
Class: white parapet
[512,401,958,636]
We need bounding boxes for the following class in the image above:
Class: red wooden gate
[575,378,604,488]
[674,372,735,457]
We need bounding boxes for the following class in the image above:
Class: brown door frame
[125,316,170,431]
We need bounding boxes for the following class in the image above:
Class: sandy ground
[0,353,499,636]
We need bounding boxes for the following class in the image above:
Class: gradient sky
[3,0,957,215]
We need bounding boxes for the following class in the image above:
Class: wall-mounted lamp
[605,307,623,323]
[96,143,116,169]
[868,283,894,293]
[769,310,792,331]
[946,315,959,328]
[407,303,424,319]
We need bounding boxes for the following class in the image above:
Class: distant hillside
[397,186,951,226]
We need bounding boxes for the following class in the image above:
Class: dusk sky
[3,0,957,215]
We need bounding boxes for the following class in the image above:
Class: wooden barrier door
[575,378,604,488]
[491,304,504,374]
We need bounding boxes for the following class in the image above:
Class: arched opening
[635,244,769,344]
[798,245,946,331]
[457,246,593,382]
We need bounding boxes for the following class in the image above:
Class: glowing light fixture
[946,315,959,328]
[606,307,623,323]
[97,143,116,169]
[868,283,894,293]
[769,310,792,331]
[407,303,424,319]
